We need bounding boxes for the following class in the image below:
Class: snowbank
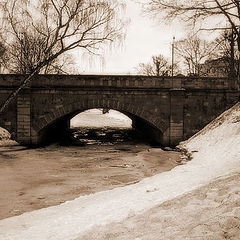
[0,102,240,240]
[179,102,240,172]
[0,127,10,140]
[0,127,16,146]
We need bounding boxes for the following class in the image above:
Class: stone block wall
[0,90,17,138]
[0,74,239,146]
[17,90,31,144]
[30,88,171,145]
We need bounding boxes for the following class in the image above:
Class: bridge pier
[169,89,185,146]
[17,90,32,145]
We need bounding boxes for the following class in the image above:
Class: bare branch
[0,0,126,113]
[136,54,175,76]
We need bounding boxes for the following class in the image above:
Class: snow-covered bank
[0,127,10,140]
[0,103,240,240]
[0,127,17,146]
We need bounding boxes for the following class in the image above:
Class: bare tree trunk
[0,69,39,114]
[229,27,235,78]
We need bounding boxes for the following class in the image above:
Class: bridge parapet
[0,74,237,90]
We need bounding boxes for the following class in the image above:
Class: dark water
[63,127,143,146]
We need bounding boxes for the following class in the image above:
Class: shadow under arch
[33,99,168,145]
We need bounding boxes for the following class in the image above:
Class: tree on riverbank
[0,0,126,113]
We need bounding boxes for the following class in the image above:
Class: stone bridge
[0,74,239,146]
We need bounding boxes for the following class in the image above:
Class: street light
[171,36,175,77]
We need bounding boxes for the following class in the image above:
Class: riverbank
[79,172,240,240]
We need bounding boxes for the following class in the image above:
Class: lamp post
[171,36,175,77]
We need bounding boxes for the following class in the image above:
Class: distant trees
[0,0,126,113]
[211,30,240,77]
[145,0,240,77]
[174,34,213,76]
[173,33,240,77]
[136,54,172,76]
[139,34,235,77]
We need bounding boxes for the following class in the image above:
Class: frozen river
[0,140,180,220]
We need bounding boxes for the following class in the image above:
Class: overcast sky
[75,1,187,75]
[73,0,223,75]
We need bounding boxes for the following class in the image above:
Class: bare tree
[211,29,240,76]
[175,34,213,75]
[136,54,172,76]
[1,29,76,74]
[41,53,77,74]
[0,0,126,113]
[146,0,240,53]
[0,41,7,73]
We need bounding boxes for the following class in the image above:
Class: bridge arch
[32,98,169,145]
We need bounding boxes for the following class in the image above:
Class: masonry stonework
[0,74,239,146]
[17,91,31,144]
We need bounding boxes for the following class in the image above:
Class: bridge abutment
[17,90,32,145]
[169,89,185,146]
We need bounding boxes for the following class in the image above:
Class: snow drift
[0,102,239,240]
[0,127,10,140]
[0,127,16,146]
